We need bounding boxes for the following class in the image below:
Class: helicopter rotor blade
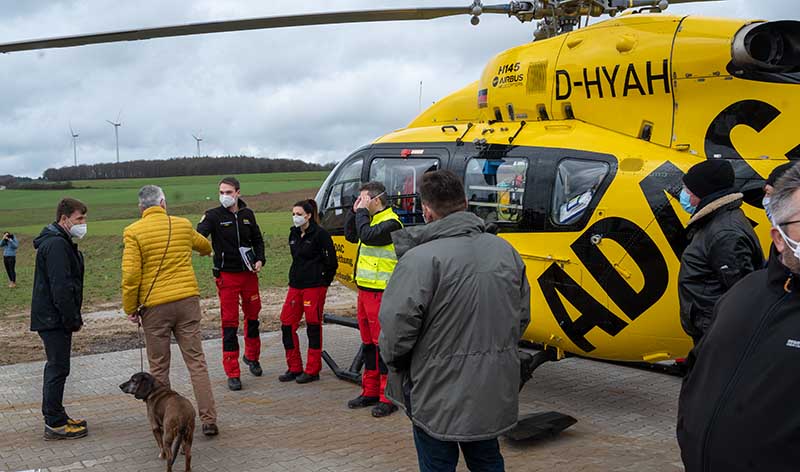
[0,5,512,54]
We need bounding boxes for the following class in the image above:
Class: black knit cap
[766,162,795,187]
[683,159,735,199]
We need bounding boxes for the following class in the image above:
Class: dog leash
[137,318,145,372]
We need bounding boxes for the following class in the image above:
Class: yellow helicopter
[3,0,798,379]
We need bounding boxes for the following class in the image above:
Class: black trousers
[3,256,15,283]
[38,329,72,427]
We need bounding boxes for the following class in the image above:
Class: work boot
[227,377,242,391]
[44,423,88,441]
[67,417,87,428]
[371,402,398,418]
[295,373,319,384]
[242,355,262,377]
[8,282,15,288]
[202,423,219,437]
[278,370,301,382]
[347,395,379,409]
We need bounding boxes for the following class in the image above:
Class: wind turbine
[69,123,79,166]
[106,110,122,163]
[192,133,203,157]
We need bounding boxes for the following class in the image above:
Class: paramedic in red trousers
[343,181,403,417]
[197,177,265,391]
[278,199,338,384]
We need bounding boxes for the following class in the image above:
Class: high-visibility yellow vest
[355,207,402,290]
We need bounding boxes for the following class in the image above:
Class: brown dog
[120,372,195,472]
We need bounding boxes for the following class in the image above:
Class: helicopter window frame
[367,156,441,226]
[323,156,364,218]
[463,156,529,225]
[550,157,611,227]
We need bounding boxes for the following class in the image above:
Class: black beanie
[683,159,735,199]
[766,162,795,187]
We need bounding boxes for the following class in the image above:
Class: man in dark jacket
[678,160,763,344]
[379,170,531,472]
[197,176,265,391]
[343,181,404,417]
[677,163,800,471]
[31,197,88,440]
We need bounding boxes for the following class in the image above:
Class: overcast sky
[0,0,797,177]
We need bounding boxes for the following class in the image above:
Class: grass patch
[0,171,327,227]
[0,232,291,317]
[0,170,327,318]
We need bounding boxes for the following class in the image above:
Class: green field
[0,171,329,317]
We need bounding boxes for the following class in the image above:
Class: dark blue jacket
[30,224,84,332]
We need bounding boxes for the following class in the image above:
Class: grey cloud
[0,0,797,177]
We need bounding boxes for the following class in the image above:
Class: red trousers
[357,289,389,403]
[280,286,327,376]
[216,271,261,379]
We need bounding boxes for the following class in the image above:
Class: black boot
[347,395,379,409]
[227,377,242,391]
[295,373,319,384]
[278,370,301,382]
[371,402,398,418]
[242,356,262,377]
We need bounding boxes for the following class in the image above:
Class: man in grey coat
[379,170,531,472]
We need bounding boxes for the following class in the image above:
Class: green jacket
[378,211,531,441]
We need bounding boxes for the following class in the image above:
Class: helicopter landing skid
[322,313,363,385]
[504,412,577,441]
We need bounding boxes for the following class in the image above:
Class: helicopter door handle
[441,125,458,133]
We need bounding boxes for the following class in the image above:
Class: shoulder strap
[139,215,172,310]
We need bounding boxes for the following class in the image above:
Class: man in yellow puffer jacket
[121,185,219,436]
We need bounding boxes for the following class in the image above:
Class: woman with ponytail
[278,199,338,383]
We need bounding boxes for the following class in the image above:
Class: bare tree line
[41,156,336,181]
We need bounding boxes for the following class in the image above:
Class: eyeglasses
[779,220,800,227]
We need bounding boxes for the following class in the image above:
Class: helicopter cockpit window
[552,159,610,225]
[324,158,363,217]
[465,157,528,223]
[369,157,440,225]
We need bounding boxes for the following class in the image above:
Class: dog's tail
[169,430,182,467]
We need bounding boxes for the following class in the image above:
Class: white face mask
[219,194,236,208]
[69,223,87,239]
[775,222,800,261]
[292,215,307,227]
[763,196,772,220]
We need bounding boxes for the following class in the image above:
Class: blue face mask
[763,196,772,221]
[680,189,696,215]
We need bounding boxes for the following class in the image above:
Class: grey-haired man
[678,164,800,471]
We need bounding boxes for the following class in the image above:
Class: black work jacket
[678,193,763,338]
[678,251,800,471]
[288,221,338,289]
[197,199,265,274]
[30,224,84,332]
